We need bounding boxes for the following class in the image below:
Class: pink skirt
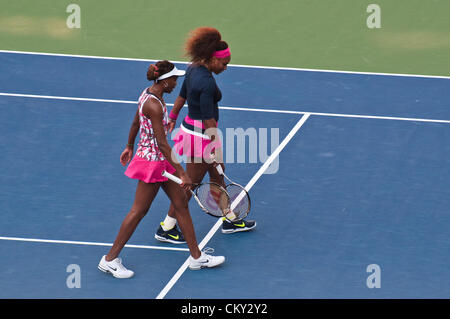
[173,116,221,158]
[125,155,176,183]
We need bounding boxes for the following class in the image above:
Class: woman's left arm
[200,79,222,164]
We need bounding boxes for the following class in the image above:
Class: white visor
[157,66,186,81]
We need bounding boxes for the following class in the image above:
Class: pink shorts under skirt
[124,155,176,184]
[173,116,222,159]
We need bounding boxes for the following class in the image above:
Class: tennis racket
[162,170,239,221]
[215,164,251,221]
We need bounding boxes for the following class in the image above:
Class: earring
[163,81,168,88]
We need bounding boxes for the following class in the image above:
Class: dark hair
[185,27,228,63]
[147,60,175,81]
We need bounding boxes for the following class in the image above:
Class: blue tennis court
[0,51,449,299]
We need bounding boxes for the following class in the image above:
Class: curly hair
[146,60,175,81]
[185,27,228,63]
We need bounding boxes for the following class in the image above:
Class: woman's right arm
[120,109,140,166]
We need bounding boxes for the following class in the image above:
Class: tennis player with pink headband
[154,27,257,244]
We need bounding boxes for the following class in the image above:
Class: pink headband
[212,47,231,59]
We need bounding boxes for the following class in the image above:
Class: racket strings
[226,184,250,220]
[195,183,230,217]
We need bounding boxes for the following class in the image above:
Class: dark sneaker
[221,218,257,234]
[154,223,186,244]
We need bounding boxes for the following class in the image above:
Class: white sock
[161,215,177,231]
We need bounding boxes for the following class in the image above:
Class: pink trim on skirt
[125,155,176,183]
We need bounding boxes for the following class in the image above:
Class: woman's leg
[166,158,210,219]
[161,179,201,259]
[156,159,211,243]
[161,179,225,269]
[106,180,161,261]
[208,163,258,233]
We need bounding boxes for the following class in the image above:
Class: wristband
[169,110,178,121]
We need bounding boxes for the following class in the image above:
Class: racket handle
[215,164,224,176]
[215,164,232,184]
[161,170,182,185]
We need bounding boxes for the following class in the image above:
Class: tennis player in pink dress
[98,60,225,279]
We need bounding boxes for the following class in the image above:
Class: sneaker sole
[154,234,186,244]
[221,222,257,234]
[189,259,225,271]
[188,265,205,270]
[98,265,134,279]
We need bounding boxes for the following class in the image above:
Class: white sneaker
[188,249,225,270]
[98,255,134,279]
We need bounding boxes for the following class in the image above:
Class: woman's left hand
[168,119,176,133]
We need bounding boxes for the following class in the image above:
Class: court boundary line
[0,236,190,252]
[1,49,449,80]
[155,113,311,299]
[1,92,449,124]
[1,49,448,298]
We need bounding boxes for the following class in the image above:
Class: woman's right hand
[120,147,133,166]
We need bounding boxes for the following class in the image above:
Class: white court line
[0,236,189,252]
[219,106,450,124]
[0,92,136,104]
[1,92,450,124]
[155,113,311,299]
[1,49,449,80]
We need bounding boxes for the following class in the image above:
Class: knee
[129,206,148,220]
[172,197,189,213]
[175,200,189,212]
